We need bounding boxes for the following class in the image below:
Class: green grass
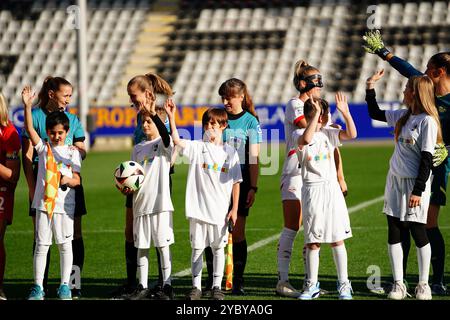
[3,143,450,300]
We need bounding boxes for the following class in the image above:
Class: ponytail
[37,76,72,108]
[128,73,173,96]
[293,59,319,92]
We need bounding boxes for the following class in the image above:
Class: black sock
[125,241,137,287]
[33,241,50,292]
[427,227,445,285]
[204,246,214,289]
[72,238,85,272]
[400,230,411,276]
[233,240,247,284]
[156,247,163,287]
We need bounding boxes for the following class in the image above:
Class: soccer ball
[114,161,145,193]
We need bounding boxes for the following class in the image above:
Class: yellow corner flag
[225,220,234,291]
[43,143,60,220]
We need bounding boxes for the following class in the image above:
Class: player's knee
[307,243,320,250]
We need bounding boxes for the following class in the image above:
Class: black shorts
[29,178,88,217]
[230,182,250,217]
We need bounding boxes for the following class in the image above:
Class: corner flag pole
[76,0,90,149]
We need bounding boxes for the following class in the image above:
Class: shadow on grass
[4,272,449,300]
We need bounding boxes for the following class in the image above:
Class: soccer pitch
[4,143,450,300]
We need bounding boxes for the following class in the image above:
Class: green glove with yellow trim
[362,30,391,60]
[433,143,448,167]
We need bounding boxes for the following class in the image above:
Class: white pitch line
[173,195,385,278]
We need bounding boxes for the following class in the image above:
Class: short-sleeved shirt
[385,109,438,178]
[21,108,85,165]
[223,110,262,179]
[181,140,242,226]
[0,121,21,188]
[131,137,174,216]
[33,139,82,215]
[282,97,305,176]
[295,127,341,184]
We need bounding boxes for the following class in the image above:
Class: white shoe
[387,280,409,300]
[299,281,321,300]
[337,280,353,300]
[415,282,432,300]
[276,280,301,298]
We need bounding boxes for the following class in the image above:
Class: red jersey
[0,120,21,180]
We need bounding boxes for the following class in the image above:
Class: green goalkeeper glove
[433,143,448,167]
[362,30,391,60]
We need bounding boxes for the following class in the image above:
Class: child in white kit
[295,93,357,300]
[124,108,175,300]
[22,86,81,300]
[165,100,242,300]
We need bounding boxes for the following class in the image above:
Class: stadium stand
[0,0,449,109]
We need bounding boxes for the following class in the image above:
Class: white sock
[137,248,149,288]
[58,241,73,285]
[212,247,225,288]
[191,248,203,289]
[34,244,50,289]
[416,244,431,283]
[277,227,297,282]
[332,244,348,283]
[306,247,320,284]
[388,243,403,282]
[157,246,172,286]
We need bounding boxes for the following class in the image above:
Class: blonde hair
[127,73,174,97]
[0,92,9,127]
[293,60,319,92]
[394,75,443,143]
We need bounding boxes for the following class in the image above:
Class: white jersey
[295,127,341,184]
[181,140,242,226]
[282,97,305,176]
[386,110,438,178]
[33,139,81,215]
[132,137,174,216]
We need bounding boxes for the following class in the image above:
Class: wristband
[250,186,258,193]
[377,47,390,60]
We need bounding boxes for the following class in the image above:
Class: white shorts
[133,211,174,249]
[35,210,74,246]
[189,218,228,249]
[280,174,302,201]
[301,181,352,244]
[383,172,431,224]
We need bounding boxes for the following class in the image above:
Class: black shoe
[71,288,82,300]
[185,287,202,300]
[127,284,151,300]
[154,284,174,300]
[110,283,137,300]
[211,287,225,300]
[232,279,245,296]
[202,286,212,298]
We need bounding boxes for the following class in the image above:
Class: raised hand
[335,92,349,115]
[367,69,385,83]
[362,30,391,60]
[307,94,322,116]
[164,98,176,119]
[21,86,35,108]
